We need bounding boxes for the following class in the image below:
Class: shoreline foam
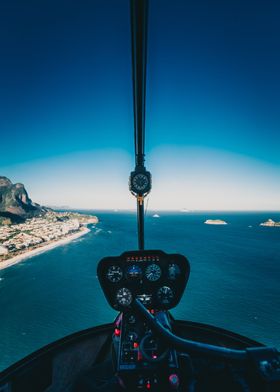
[0,227,90,271]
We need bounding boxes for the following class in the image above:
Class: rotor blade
[130,0,149,167]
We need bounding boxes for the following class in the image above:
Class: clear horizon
[48,208,280,213]
[2,146,280,211]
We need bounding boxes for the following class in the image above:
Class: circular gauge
[106,265,123,283]
[116,288,133,307]
[126,264,142,280]
[157,286,174,305]
[145,263,162,282]
[168,263,181,281]
[132,173,149,192]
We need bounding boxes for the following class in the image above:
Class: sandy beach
[0,227,90,271]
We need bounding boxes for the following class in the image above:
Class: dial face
[126,264,142,280]
[168,263,181,281]
[132,173,149,191]
[106,265,123,283]
[157,286,174,305]
[145,263,162,282]
[116,288,133,307]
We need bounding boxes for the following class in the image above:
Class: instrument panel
[97,250,190,311]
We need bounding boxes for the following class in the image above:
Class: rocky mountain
[0,176,49,224]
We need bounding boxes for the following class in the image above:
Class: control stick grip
[133,299,248,361]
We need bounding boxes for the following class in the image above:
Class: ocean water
[0,211,280,371]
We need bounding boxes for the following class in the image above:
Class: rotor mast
[130,0,151,250]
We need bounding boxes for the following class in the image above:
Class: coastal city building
[0,212,98,262]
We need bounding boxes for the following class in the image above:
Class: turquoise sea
[0,211,280,371]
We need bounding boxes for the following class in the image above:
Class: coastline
[0,227,90,271]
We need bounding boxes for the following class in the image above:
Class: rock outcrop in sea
[0,176,49,224]
[260,219,280,227]
[204,219,228,225]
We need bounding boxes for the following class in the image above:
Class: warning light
[114,328,121,337]
[133,342,139,348]
[146,381,151,389]
[152,354,157,359]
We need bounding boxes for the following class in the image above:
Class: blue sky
[1,0,280,210]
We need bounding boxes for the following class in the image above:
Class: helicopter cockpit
[80,1,280,390]
[0,1,280,391]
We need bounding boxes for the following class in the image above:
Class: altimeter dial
[106,265,123,283]
[116,288,133,307]
[157,286,174,305]
[145,264,162,282]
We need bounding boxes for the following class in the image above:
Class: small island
[204,219,228,225]
[260,219,280,227]
[152,214,160,218]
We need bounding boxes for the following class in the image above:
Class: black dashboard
[97,250,190,311]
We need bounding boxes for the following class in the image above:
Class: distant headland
[0,176,98,270]
[204,219,228,225]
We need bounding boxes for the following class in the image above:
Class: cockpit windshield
[0,0,280,372]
